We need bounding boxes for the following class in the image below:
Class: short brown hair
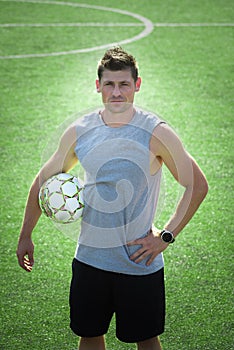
[97,47,139,82]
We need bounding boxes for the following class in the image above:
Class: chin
[106,102,132,113]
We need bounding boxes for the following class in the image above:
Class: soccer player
[17,47,208,350]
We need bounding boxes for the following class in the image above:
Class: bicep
[151,124,194,188]
[38,125,78,186]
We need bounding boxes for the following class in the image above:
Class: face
[96,69,141,113]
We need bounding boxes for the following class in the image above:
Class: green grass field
[0,0,233,349]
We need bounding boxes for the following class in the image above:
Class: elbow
[192,160,209,201]
[200,176,209,200]
[195,173,209,202]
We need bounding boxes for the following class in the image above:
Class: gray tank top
[74,109,164,275]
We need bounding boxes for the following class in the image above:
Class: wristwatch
[160,229,175,244]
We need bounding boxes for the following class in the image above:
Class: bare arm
[17,125,78,271]
[128,123,208,265]
[152,123,208,235]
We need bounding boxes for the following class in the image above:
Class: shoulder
[134,109,164,134]
[153,122,178,139]
[151,123,185,156]
[73,111,100,137]
[58,112,98,148]
[75,111,99,127]
[58,123,77,150]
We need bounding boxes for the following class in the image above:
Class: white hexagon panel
[49,192,65,210]
[61,181,78,197]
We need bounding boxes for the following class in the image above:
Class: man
[17,47,208,350]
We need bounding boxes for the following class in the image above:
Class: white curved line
[0,0,154,59]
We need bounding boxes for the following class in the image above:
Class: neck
[100,105,136,128]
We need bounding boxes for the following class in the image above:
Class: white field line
[0,0,154,59]
[1,23,143,27]
[154,23,234,27]
[0,0,233,59]
[1,22,234,27]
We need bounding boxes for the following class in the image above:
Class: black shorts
[69,259,165,343]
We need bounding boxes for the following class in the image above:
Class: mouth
[109,99,125,103]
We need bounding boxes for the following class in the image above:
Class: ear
[135,77,142,92]
[96,79,101,93]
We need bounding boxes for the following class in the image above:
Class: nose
[112,84,121,97]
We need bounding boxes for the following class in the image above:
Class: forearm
[19,175,42,239]
[164,171,208,236]
[164,187,204,236]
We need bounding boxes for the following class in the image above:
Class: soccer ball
[39,173,84,224]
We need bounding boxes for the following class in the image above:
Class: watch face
[162,231,173,243]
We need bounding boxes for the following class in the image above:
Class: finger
[24,257,32,266]
[17,254,33,272]
[24,255,34,268]
[146,253,157,266]
[127,238,143,246]
[127,237,146,246]
[130,248,148,262]
[19,260,32,272]
[134,250,153,263]
[24,258,33,272]
[27,251,34,267]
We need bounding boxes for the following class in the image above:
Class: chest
[75,124,152,178]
